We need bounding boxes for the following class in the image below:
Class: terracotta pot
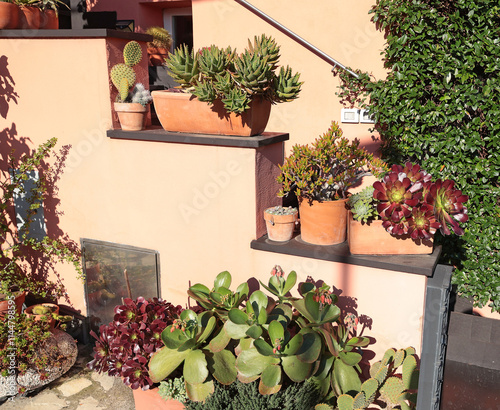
[114,102,148,131]
[0,2,20,29]
[40,9,58,29]
[132,387,185,410]
[0,291,26,319]
[147,47,169,66]
[19,6,41,30]
[347,213,434,255]
[151,91,272,136]
[25,303,59,328]
[264,208,298,242]
[298,198,348,246]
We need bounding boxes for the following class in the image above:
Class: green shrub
[335,0,500,312]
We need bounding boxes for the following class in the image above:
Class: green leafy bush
[335,0,500,312]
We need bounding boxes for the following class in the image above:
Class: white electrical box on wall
[360,109,375,123]
[341,108,359,123]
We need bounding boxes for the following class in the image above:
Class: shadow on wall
[0,59,81,306]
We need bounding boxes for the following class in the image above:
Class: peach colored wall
[191,0,387,154]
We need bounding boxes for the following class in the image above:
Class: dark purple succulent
[87,297,183,390]
[425,179,469,235]
[372,162,468,239]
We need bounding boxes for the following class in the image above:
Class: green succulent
[347,186,379,223]
[166,44,200,87]
[123,41,142,67]
[145,26,172,49]
[164,34,302,114]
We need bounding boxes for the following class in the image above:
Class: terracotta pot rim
[114,102,148,112]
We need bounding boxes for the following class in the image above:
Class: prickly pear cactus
[110,41,145,103]
[123,40,142,67]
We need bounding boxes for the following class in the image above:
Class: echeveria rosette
[122,356,154,390]
[425,179,469,236]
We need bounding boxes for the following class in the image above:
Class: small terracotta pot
[114,102,148,131]
[347,213,433,255]
[0,291,26,319]
[25,303,59,329]
[147,47,169,66]
[19,6,41,30]
[40,9,58,29]
[0,2,20,29]
[298,197,348,246]
[132,387,185,410]
[264,208,298,242]
[152,91,272,136]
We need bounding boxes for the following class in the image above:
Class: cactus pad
[111,63,135,92]
[123,40,142,67]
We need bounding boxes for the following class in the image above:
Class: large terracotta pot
[40,9,58,29]
[19,6,41,29]
[298,198,348,246]
[0,2,20,29]
[25,303,59,329]
[151,91,272,136]
[264,208,298,242]
[347,213,434,255]
[114,102,148,131]
[0,291,26,319]
[132,387,185,410]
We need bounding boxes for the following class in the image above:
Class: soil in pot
[264,207,298,242]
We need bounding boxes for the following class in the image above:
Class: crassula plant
[87,297,183,390]
[278,122,389,201]
[166,34,302,114]
[373,162,468,239]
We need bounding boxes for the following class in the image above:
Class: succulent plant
[145,26,172,50]
[110,41,151,104]
[87,297,183,390]
[264,206,298,216]
[278,122,389,201]
[165,34,302,114]
[372,162,468,239]
[347,186,379,223]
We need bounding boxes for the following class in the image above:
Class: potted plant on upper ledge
[347,162,468,255]
[277,121,388,246]
[111,41,152,131]
[152,34,303,136]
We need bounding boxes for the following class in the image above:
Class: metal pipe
[234,0,359,79]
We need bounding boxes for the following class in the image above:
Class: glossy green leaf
[209,349,237,385]
[148,346,191,383]
[261,364,282,388]
[281,354,313,382]
[184,349,208,384]
[214,271,231,291]
[228,308,249,325]
[236,347,279,377]
[185,379,214,402]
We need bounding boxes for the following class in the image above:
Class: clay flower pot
[0,291,26,319]
[347,213,434,255]
[25,303,59,329]
[298,198,348,246]
[19,6,41,29]
[114,102,148,131]
[151,90,272,136]
[147,46,169,66]
[40,9,58,29]
[264,206,298,242]
[132,387,185,410]
[0,2,20,29]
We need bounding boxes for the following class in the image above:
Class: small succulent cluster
[278,122,389,201]
[265,206,298,216]
[87,297,183,390]
[166,34,302,114]
[159,376,188,403]
[110,41,152,106]
[347,186,379,223]
[373,162,468,239]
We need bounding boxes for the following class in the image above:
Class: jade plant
[165,34,302,114]
[148,267,388,404]
[110,41,152,106]
[278,121,389,201]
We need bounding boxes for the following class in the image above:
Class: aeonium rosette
[88,297,183,390]
[373,162,468,239]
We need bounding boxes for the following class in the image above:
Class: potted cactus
[347,162,469,255]
[0,1,20,29]
[145,26,172,66]
[152,34,302,136]
[263,206,298,242]
[110,41,152,131]
[278,122,388,246]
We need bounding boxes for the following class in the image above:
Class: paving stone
[56,377,92,397]
[91,372,115,392]
[77,396,104,410]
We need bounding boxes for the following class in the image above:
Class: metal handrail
[234,0,359,79]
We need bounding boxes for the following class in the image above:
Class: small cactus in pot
[264,206,298,242]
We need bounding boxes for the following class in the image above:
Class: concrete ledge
[0,29,151,41]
